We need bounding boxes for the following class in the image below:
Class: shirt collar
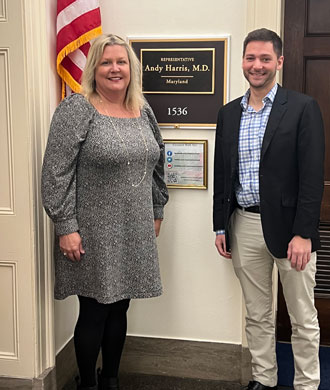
[240,83,278,111]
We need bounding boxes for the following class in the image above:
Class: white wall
[99,0,247,344]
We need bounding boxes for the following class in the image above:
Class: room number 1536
[167,107,188,116]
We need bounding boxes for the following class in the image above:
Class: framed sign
[129,38,229,128]
[164,140,208,189]
[141,48,215,94]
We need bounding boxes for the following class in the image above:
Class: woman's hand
[59,232,85,261]
[154,219,162,237]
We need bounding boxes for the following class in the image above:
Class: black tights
[74,296,130,387]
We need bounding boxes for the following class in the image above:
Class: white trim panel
[0,261,18,359]
[0,48,14,215]
[0,0,7,22]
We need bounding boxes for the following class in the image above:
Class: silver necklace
[100,101,149,187]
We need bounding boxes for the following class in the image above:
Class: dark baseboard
[0,366,56,389]
[120,336,251,384]
[57,336,251,388]
[0,337,251,389]
[55,339,80,390]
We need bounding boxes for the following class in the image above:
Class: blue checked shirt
[236,83,278,207]
[216,83,278,235]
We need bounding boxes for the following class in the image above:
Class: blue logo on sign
[167,151,173,156]
[167,157,172,162]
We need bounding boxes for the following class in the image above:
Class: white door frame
[23,0,55,376]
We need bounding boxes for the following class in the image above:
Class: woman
[41,34,169,390]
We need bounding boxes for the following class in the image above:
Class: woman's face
[95,44,130,96]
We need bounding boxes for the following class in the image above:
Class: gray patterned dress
[41,94,168,304]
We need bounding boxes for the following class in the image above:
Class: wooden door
[277,0,330,345]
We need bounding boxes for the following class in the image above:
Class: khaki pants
[230,208,320,390]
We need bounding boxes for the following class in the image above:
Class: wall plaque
[164,140,208,189]
[141,48,215,94]
[129,38,229,128]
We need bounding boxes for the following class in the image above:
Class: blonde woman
[42,34,168,390]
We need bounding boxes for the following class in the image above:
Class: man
[213,28,324,390]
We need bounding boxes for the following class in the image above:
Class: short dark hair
[243,28,283,58]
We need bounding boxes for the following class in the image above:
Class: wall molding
[246,0,283,34]
[0,0,7,22]
[0,261,18,359]
[245,0,284,90]
[22,0,55,377]
[0,48,14,215]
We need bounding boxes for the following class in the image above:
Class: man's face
[242,41,283,91]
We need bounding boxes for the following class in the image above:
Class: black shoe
[244,381,277,390]
[75,375,98,390]
[97,369,119,390]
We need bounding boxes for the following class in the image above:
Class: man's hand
[59,232,85,262]
[287,235,312,271]
[215,234,232,259]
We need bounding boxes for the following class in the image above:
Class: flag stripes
[56,0,102,98]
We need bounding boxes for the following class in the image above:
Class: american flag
[56,0,102,98]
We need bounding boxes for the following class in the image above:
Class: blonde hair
[81,34,145,111]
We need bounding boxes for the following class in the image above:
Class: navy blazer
[213,85,325,258]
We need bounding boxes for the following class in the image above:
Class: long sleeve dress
[41,94,169,304]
